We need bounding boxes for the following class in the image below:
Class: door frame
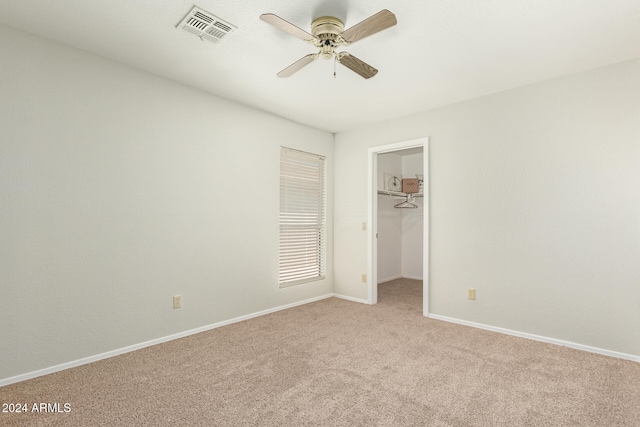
[367,137,430,316]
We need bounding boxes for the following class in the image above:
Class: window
[279,147,326,287]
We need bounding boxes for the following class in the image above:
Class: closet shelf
[377,190,424,197]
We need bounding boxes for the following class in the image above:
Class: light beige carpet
[1,278,639,426]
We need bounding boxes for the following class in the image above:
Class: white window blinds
[279,147,326,287]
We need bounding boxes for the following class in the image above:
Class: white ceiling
[1,1,639,133]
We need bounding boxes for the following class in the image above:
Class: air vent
[177,6,237,44]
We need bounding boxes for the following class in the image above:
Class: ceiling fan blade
[341,9,397,44]
[277,54,318,78]
[337,53,378,79]
[260,13,315,41]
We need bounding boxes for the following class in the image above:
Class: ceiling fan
[260,9,397,79]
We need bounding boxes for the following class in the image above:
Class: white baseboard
[378,275,423,284]
[0,293,334,387]
[332,293,369,304]
[428,313,640,363]
[377,275,402,284]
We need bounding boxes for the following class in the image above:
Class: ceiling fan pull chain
[334,55,337,78]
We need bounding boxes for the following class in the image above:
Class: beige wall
[334,59,640,357]
[0,25,334,381]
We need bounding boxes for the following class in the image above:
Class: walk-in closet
[376,148,424,293]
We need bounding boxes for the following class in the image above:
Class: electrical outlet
[361,221,367,231]
[362,274,367,283]
[173,295,182,309]
[467,288,476,300]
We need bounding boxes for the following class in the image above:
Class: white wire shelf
[377,190,424,197]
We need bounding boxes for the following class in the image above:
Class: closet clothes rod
[377,190,424,197]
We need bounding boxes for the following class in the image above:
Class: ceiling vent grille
[177,6,237,44]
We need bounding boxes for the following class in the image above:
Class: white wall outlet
[467,288,476,300]
[362,273,367,283]
[173,295,182,309]
[361,221,367,231]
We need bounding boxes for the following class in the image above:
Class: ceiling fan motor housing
[311,16,345,59]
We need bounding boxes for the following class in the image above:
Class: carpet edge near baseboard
[427,313,640,363]
[4,296,637,387]
[0,293,335,387]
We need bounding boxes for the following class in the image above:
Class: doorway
[367,138,429,316]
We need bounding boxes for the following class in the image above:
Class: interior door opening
[367,138,429,316]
